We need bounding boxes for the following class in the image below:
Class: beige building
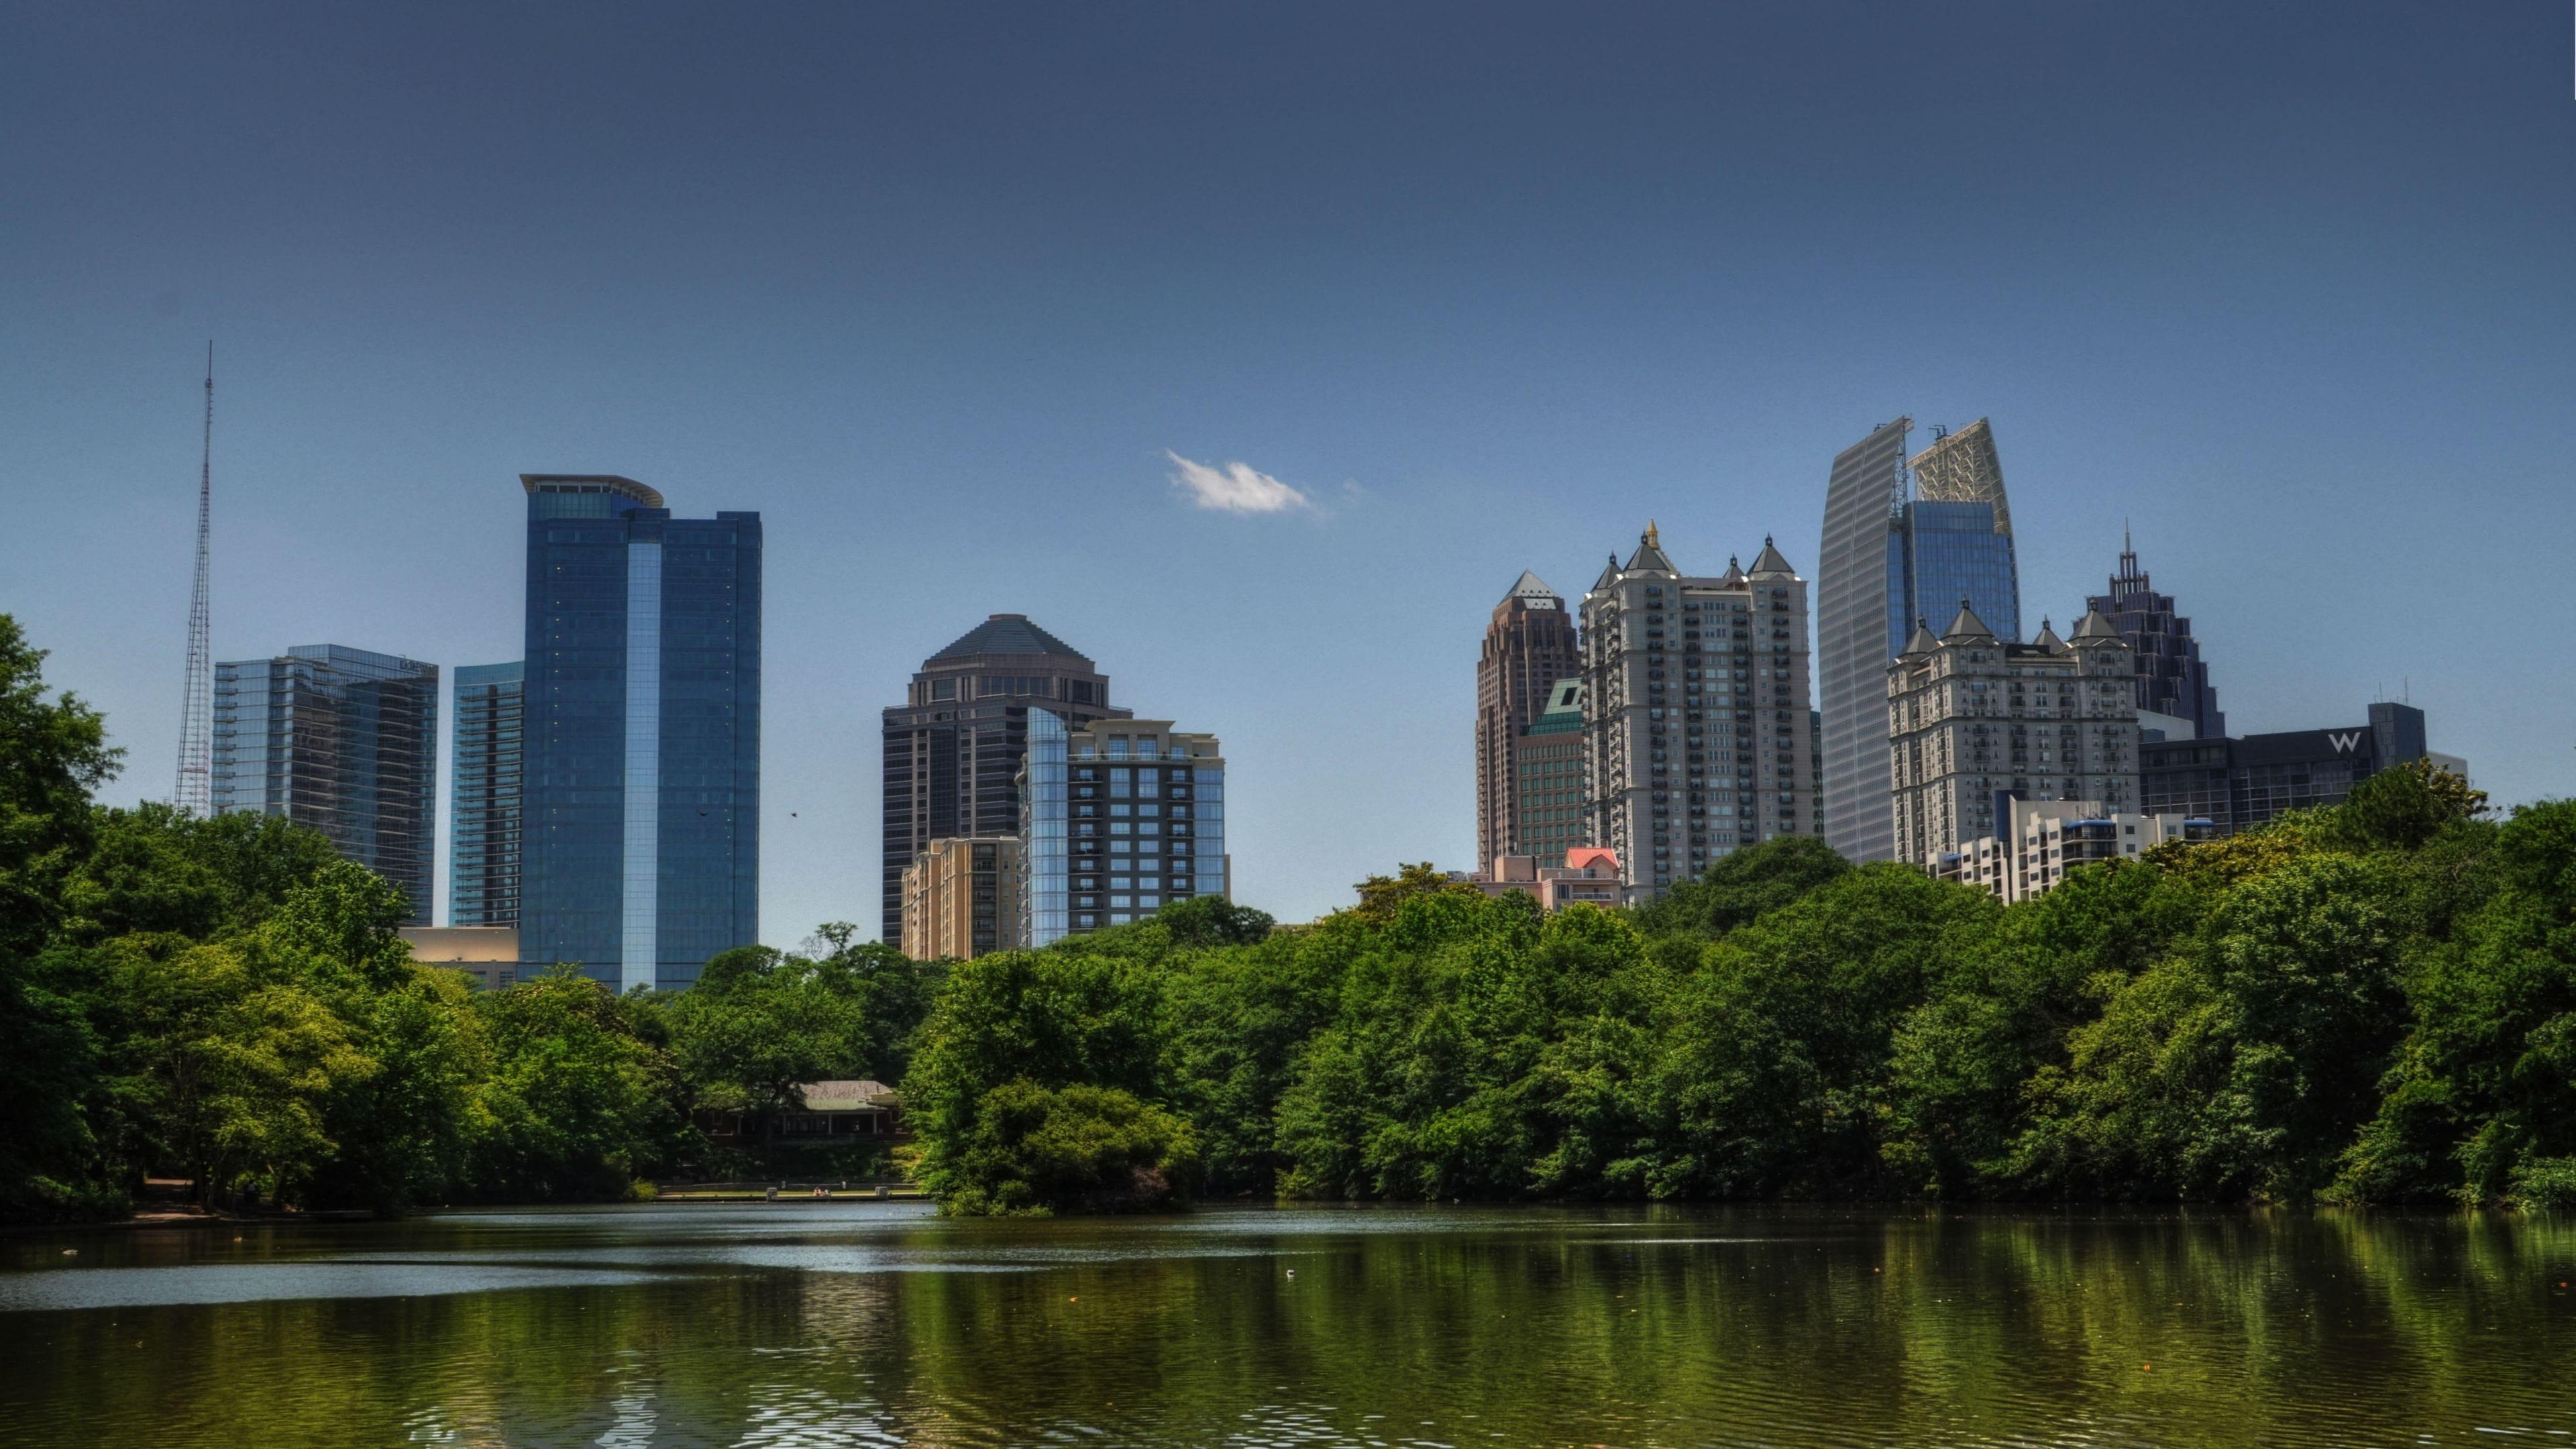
[900,836,1026,961]
[397,925,526,991]
[1454,846,1625,910]
[1934,797,2213,902]
[1580,524,1818,898]
[1887,604,2141,866]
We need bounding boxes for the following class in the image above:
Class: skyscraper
[1476,571,1581,865]
[1815,417,2022,863]
[1020,712,1227,947]
[1510,679,1586,868]
[211,644,439,923]
[449,661,523,928]
[2087,531,2226,740]
[881,616,1126,944]
[1581,525,1818,897]
[520,475,761,991]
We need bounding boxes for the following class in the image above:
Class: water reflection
[1,1205,2571,1447]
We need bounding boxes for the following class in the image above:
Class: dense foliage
[0,618,936,1220]
[7,612,2571,1222]
[906,760,2576,1214]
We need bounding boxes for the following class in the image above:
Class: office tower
[1885,606,2139,866]
[449,661,523,928]
[173,343,215,816]
[1477,572,1581,863]
[2143,702,2443,835]
[212,645,439,923]
[899,837,1027,961]
[521,475,760,992]
[1581,525,1817,898]
[881,615,1126,944]
[1816,416,2023,863]
[1023,713,1226,947]
[1510,679,1587,868]
[2087,531,2226,741]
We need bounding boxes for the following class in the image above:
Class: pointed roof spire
[1902,617,1939,656]
[1717,554,1746,587]
[2071,606,2123,643]
[1623,523,1676,575]
[1748,535,1795,577]
[1593,552,1621,590]
[1501,570,1559,607]
[1941,597,1994,641]
[2033,616,2068,652]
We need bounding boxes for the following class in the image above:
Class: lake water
[2,1203,2571,1447]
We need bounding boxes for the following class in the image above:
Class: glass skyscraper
[449,661,523,928]
[211,644,439,923]
[520,475,760,991]
[1817,417,2021,863]
[1020,710,1227,948]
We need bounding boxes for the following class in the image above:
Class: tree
[1349,863,1481,924]
[922,1080,1196,1216]
[666,948,877,1167]
[1630,835,1854,941]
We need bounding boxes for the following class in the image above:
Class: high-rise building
[899,836,1026,961]
[212,644,439,923]
[2086,531,2226,741]
[1886,606,2139,865]
[1477,572,1581,864]
[881,616,1127,945]
[520,475,761,992]
[1021,713,1226,947]
[2142,702,2445,835]
[1511,678,1587,867]
[1817,417,2023,863]
[1933,797,2216,903]
[449,661,523,928]
[1580,525,1817,898]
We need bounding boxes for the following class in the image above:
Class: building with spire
[1580,525,1818,898]
[2086,530,2226,741]
[1510,678,1587,867]
[1476,570,1581,865]
[1885,602,2141,867]
[881,615,1127,945]
[1816,417,2023,863]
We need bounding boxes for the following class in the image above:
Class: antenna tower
[172,342,214,816]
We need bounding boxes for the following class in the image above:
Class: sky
[2,2,2570,941]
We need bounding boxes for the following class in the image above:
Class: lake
[2,1203,2571,1447]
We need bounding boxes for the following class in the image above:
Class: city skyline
[5,5,2568,938]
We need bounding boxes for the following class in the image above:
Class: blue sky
[3,2,2569,939]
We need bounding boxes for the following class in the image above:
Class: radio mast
[172,342,214,816]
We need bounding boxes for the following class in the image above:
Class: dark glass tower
[521,475,761,991]
[1817,417,2021,862]
[881,616,1125,944]
[449,661,523,928]
[2087,533,2226,740]
[1477,571,1581,866]
[211,645,439,923]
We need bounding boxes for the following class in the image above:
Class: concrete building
[1580,525,1818,898]
[1477,572,1582,865]
[882,615,1126,945]
[398,925,527,991]
[449,661,523,928]
[2141,701,2453,835]
[1510,678,1587,867]
[1887,604,2141,866]
[2087,532,2226,740]
[1933,797,2216,903]
[519,474,761,993]
[213,644,439,924]
[1452,846,1624,910]
[898,836,1026,961]
[1022,713,1226,947]
[1817,417,2024,863]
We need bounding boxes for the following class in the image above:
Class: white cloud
[1165,450,1316,515]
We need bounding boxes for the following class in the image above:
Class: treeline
[906,762,2576,1214]
[0,618,938,1221]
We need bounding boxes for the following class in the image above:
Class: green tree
[1630,835,1854,941]
[467,969,686,1200]
[923,1080,1197,1216]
